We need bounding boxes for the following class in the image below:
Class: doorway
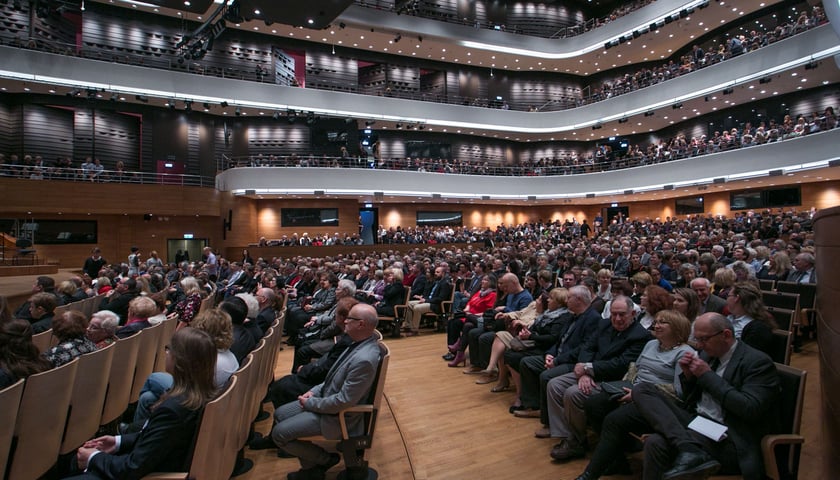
[167,238,208,264]
[358,208,378,245]
[605,206,630,225]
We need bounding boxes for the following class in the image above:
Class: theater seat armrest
[761,433,804,480]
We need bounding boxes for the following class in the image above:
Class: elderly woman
[168,276,204,328]
[0,319,51,389]
[86,310,120,348]
[44,310,97,367]
[374,268,406,317]
[445,274,498,366]
[638,285,673,330]
[576,309,695,479]
[726,282,776,355]
[503,288,573,408]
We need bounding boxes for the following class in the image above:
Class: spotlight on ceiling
[722,87,734,95]
[804,61,818,70]
[338,22,346,29]
[672,102,683,109]
[395,123,402,129]
[392,34,401,43]
[618,117,628,124]
[184,100,192,112]
[644,111,655,117]
[220,101,228,107]
[167,99,176,109]
[235,107,241,116]
[135,94,148,103]
[592,123,602,130]
[203,102,211,110]
[272,111,280,120]
[759,77,772,84]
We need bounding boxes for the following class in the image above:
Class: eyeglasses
[694,330,724,343]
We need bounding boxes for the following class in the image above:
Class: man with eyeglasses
[544,296,651,462]
[590,313,779,480]
[269,303,382,480]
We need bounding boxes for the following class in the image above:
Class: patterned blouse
[174,293,203,324]
[45,336,98,367]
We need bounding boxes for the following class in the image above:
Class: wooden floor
[241,329,827,480]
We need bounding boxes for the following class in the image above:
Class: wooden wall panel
[254,199,360,242]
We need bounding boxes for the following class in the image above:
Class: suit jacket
[308,287,337,313]
[307,334,382,439]
[548,306,601,366]
[701,294,727,314]
[86,395,202,479]
[427,277,453,308]
[115,320,151,339]
[680,342,780,480]
[578,317,652,381]
[255,307,276,335]
[100,292,139,325]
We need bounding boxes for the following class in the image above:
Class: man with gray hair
[691,278,726,315]
[787,252,816,283]
[513,286,600,427]
[545,295,651,461]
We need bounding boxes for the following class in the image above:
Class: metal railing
[0,164,215,187]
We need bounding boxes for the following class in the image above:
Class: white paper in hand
[688,416,728,442]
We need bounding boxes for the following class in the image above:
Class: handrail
[0,5,825,114]
[0,164,215,187]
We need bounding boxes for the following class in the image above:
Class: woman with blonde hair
[757,251,792,281]
[712,267,736,299]
[168,276,203,328]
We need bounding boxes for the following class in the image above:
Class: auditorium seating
[6,357,79,480]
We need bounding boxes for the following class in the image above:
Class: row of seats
[1,287,222,480]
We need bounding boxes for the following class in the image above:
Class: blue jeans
[133,372,173,423]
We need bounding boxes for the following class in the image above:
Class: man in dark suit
[26,292,58,333]
[514,286,600,424]
[575,313,779,480]
[270,303,383,480]
[691,278,726,314]
[99,277,140,325]
[545,296,651,461]
[254,287,278,335]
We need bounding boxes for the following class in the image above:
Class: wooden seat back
[100,329,143,425]
[31,328,53,353]
[0,379,25,478]
[130,321,165,401]
[7,358,79,480]
[154,318,179,373]
[762,291,800,319]
[60,342,117,454]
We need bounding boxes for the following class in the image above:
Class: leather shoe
[534,427,551,438]
[248,432,276,450]
[286,453,340,480]
[442,352,456,361]
[662,451,720,480]
[514,408,541,418]
[550,439,586,461]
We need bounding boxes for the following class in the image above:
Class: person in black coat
[220,297,256,363]
[70,327,219,479]
[99,278,140,325]
[374,268,406,317]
